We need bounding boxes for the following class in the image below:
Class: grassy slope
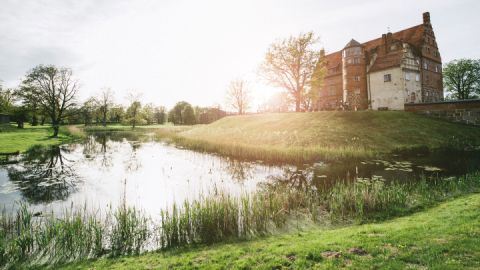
[60,193,480,270]
[0,124,75,153]
[175,111,480,163]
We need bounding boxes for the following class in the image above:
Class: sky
[1,0,479,110]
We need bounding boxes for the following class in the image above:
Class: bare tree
[260,32,320,112]
[226,79,251,115]
[98,87,114,127]
[22,65,79,137]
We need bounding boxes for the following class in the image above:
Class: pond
[1,130,479,217]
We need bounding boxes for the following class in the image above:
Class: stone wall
[404,100,480,126]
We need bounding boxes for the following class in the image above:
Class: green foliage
[261,32,320,112]
[168,101,196,125]
[443,58,480,100]
[124,101,144,128]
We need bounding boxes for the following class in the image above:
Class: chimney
[423,12,430,24]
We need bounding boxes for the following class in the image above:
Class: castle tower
[341,39,368,110]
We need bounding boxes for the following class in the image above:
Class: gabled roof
[344,39,362,48]
[323,24,426,73]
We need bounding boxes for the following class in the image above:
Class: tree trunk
[102,111,107,127]
[295,99,301,112]
[41,116,46,125]
[32,114,38,126]
[52,120,59,137]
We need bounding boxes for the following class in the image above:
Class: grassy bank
[163,111,480,164]
[2,172,480,269]
[0,124,81,153]
[61,192,480,270]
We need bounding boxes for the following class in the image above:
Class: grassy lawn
[0,124,74,153]
[59,192,480,270]
[164,111,480,164]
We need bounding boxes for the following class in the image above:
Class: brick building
[317,12,443,111]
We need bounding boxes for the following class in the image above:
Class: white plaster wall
[369,67,405,110]
[403,70,422,103]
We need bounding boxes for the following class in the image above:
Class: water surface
[1,131,479,217]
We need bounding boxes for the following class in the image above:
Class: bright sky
[1,0,479,110]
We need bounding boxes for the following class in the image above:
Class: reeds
[0,172,479,268]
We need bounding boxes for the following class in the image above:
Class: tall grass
[1,173,479,268]
[155,129,375,165]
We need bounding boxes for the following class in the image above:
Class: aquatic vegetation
[0,172,479,268]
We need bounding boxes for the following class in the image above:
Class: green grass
[164,111,480,164]
[57,192,480,270]
[0,124,77,153]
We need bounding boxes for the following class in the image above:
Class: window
[405,73,411,81]
[415,74,420,81]
[384,74,391,82]
[424,62,428,70]
[435,65,439,72]
[347,58,353,64]
[354,88,361,94]
[354,75,360,81]
[354,58,360,64]
[410,92,416,102]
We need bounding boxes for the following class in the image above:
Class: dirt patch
[321,251,342,258]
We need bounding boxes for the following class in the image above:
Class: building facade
[318,12,443,111]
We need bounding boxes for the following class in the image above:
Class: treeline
[0,65,226,136]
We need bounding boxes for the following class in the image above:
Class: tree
[443,59,480,100]
[125,92,143,128]
[308,48,327,111]
[109,105,125,123]
[168,101,196,125]
[98,87,114,127]
[142,103,156,125]
[154,106,167,124]
[22,65,79,137]
[260,32,320,112]
[226,79,251,114]
[81,97,98,126]
[15,85,43,125]
[182,104,196,125]
[0,85,15,114]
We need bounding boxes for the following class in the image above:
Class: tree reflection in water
[224,159,255,182]
[7,146,79,204]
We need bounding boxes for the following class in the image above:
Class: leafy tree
[15,85,43,125]
[195,106,226,124]
[81,97,99,126]
[22,65,79,137]
[226,79,251,114]
[154,106,167,124]
[443,59,480,100]
[109,105,125,123]
[142,103,156,125]
[0,85,15,114]
[125,101,143,128]
[260,32,320,112]
[182,104,196,125]
[125,92,143,128]
[168,101,196,125]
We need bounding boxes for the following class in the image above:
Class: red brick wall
[405,100,480,126]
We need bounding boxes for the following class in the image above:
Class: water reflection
[0,131,479,217]
[7,146,78,204]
